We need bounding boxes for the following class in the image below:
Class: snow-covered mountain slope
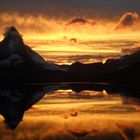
[0,26,60,71]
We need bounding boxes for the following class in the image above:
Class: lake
[0,83,140,140]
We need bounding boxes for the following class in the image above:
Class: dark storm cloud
[66,17,97,26]
[115,12,139,29]
[67,18,87,25]
[0,0,140,19]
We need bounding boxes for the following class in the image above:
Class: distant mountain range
[0,26,140,84]
[69,49,140,84]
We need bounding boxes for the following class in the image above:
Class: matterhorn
[0,26,64,83]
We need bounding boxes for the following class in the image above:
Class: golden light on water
[0,89,138,140]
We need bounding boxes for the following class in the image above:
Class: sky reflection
[0,84,139,139]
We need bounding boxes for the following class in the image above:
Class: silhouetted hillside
[68,50,140,84]
[0,27,67,83]
[0,26,140,84]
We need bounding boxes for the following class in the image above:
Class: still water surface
[0,83,140,140]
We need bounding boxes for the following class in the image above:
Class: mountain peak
[4,26,21,37]
[2,26,24,46]
[8,26,17,32]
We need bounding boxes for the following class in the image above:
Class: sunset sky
[0,0,140,64]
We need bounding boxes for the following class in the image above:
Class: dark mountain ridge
[0,27,66,83]
[0,26,140,84]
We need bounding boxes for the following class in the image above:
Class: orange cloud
[0,12,140,43]
[115,12,139,30]
[0,13,100,41]
[121,42,140,54]
[0,12,59,35]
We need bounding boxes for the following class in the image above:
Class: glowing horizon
[0,12,140,64]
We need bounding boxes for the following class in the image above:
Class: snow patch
[26,47,61,71]
[0,54,23,67]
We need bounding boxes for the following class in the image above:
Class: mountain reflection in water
[0,83,140,140]
[0,84,65,129]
